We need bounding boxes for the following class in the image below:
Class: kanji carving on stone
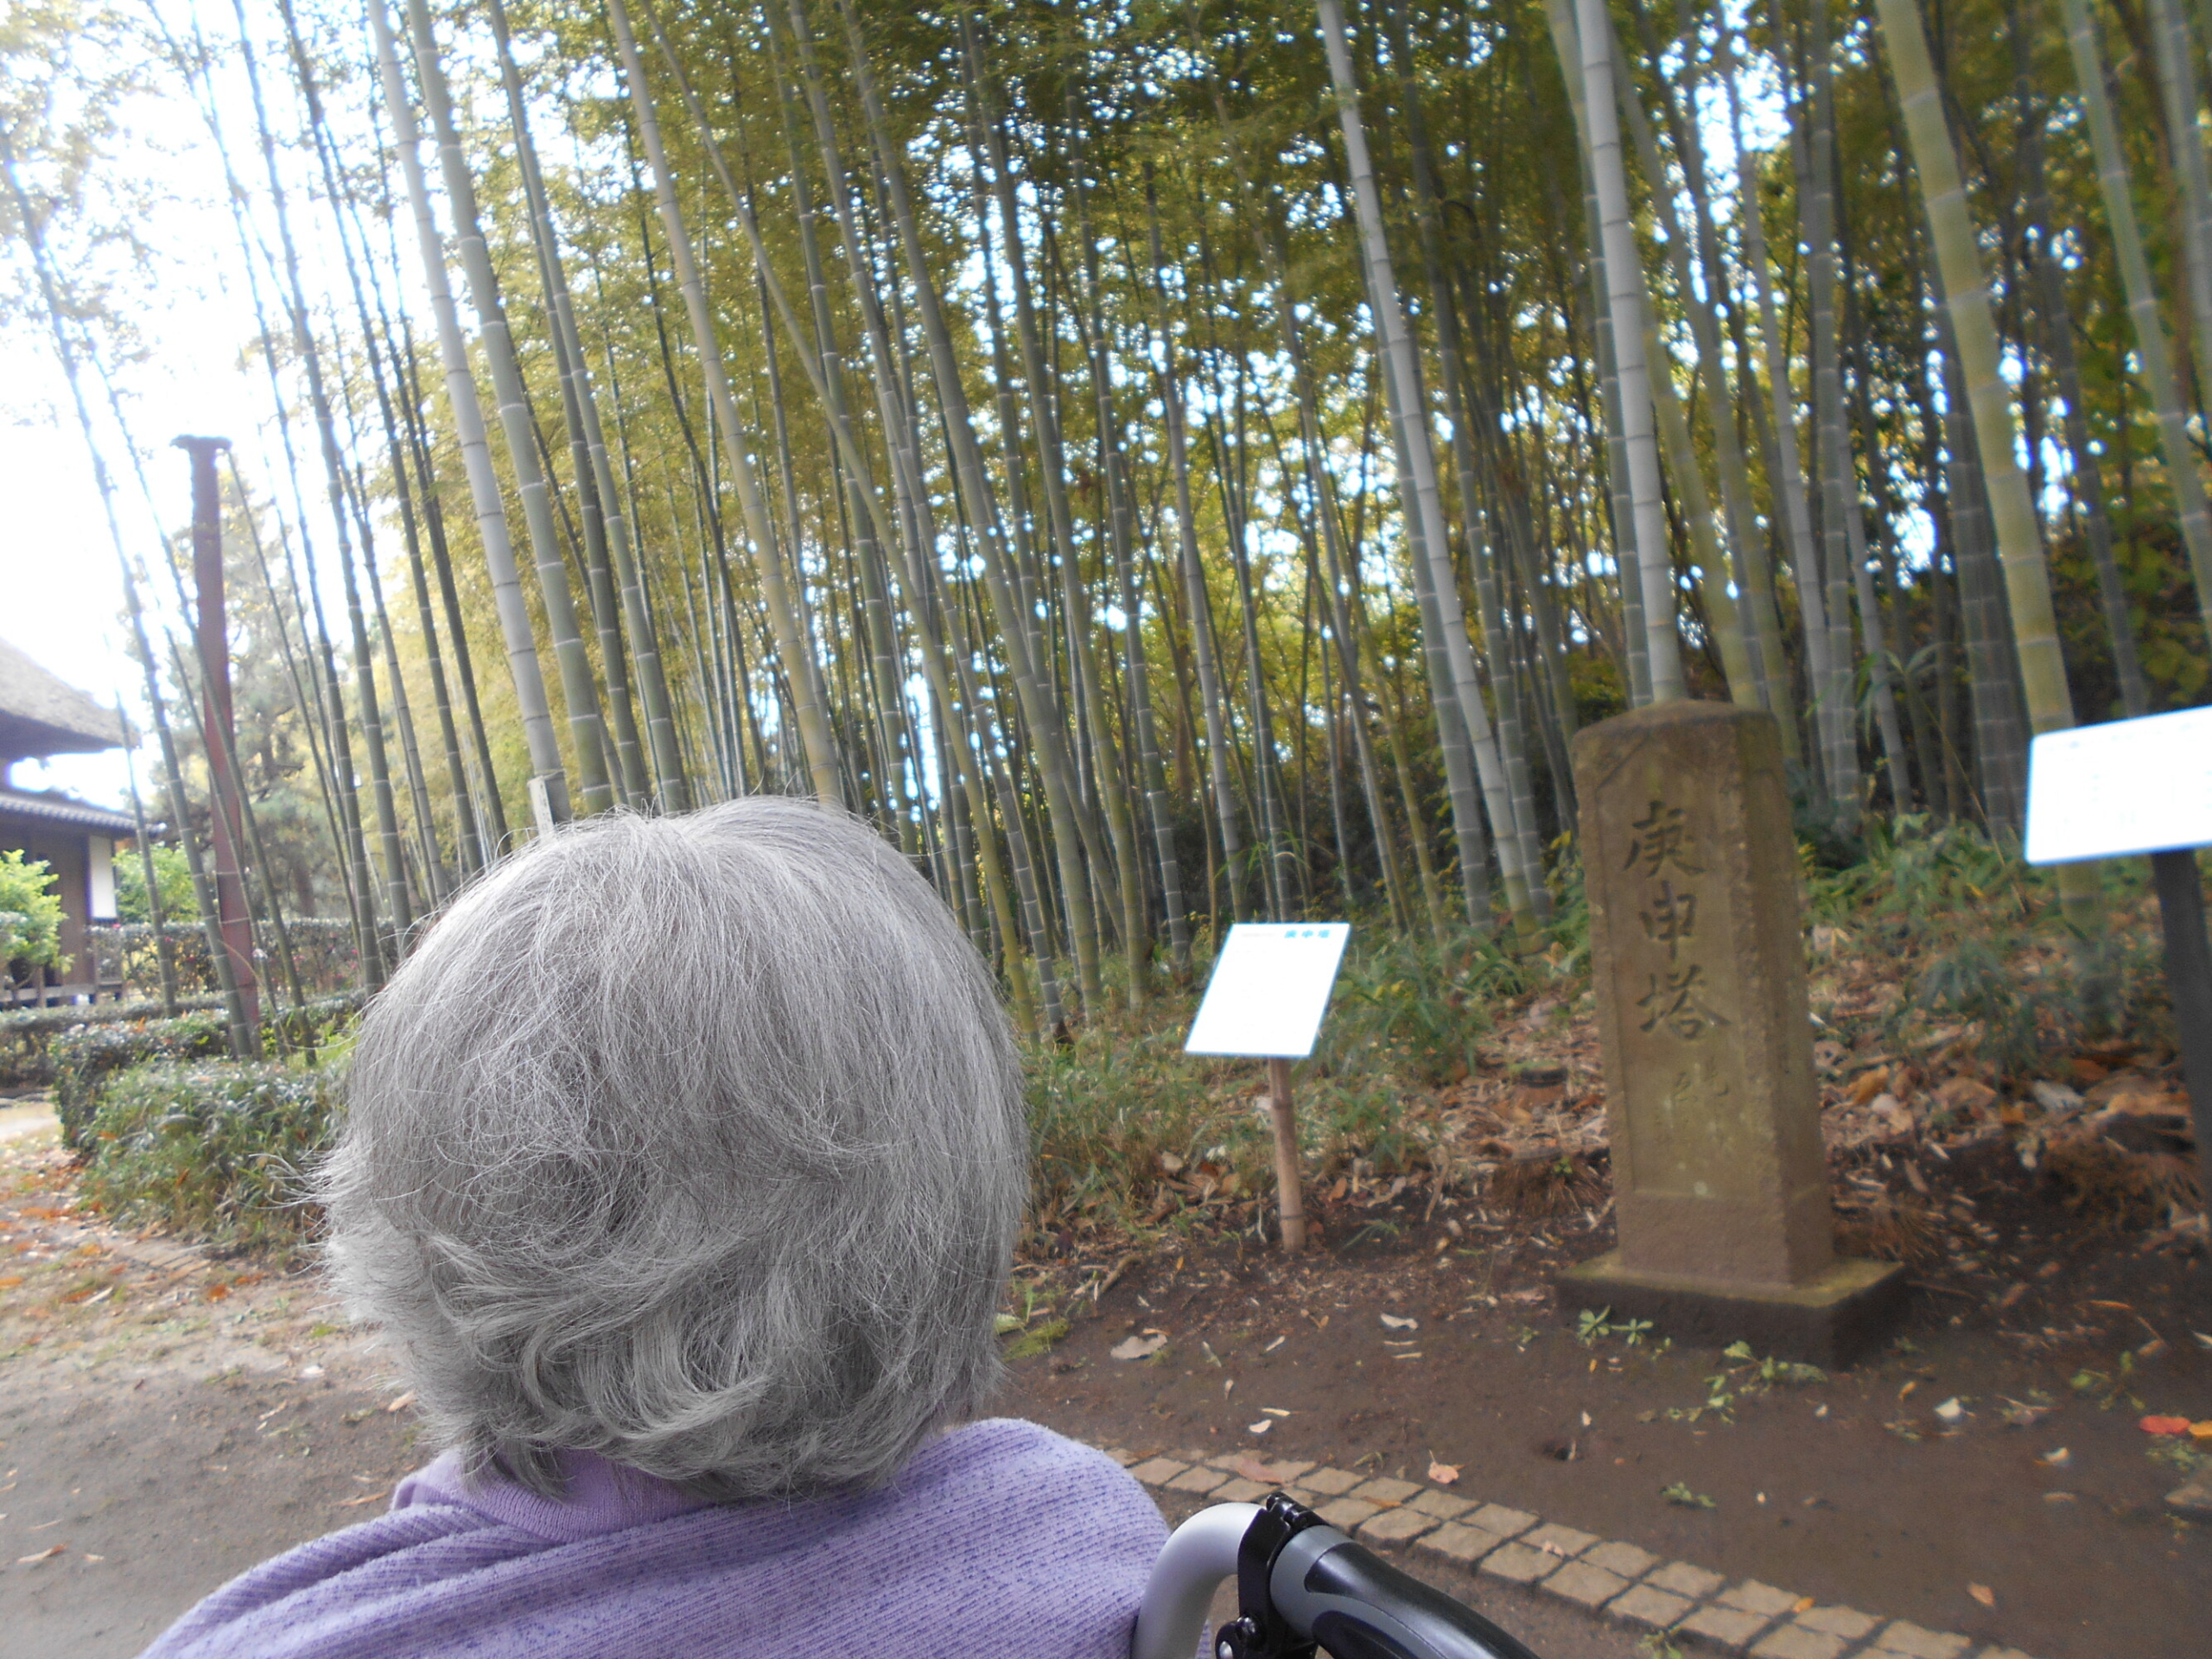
[1623,801,1703,879]
[1636,964,1729,1041]
[1639,880,1698,962]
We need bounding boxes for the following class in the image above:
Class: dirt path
[6,1091,2205,1659]
[0,1110,1643,1659]
[0,1109,422,1658]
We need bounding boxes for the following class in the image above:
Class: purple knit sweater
[142,1418,1166,1658]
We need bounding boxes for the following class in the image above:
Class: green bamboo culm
[1873,0,2106,950]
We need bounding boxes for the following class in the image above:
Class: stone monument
[1555,702,1905,1365]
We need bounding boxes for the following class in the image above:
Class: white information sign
[2024,707,2212,865]
[1185,923,1352,1058]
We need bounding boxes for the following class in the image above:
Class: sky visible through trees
[3,0,2209,1028]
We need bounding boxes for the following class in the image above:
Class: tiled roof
[0,787,137,836]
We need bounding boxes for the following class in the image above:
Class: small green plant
[1577,1306,1656,1347]
[1721,1340,1827,1388]
[1004,1319,1071,1360]
[1660,1482,1716,1510]
[996,1283,1071,1358]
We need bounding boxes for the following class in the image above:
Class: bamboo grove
[6,0,2211,1037]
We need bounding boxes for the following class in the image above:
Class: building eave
[0,788,137,837]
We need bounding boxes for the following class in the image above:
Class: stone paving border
[1106,1447,2031,1659]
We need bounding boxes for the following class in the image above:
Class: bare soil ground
[0,1109,420,1658]
[0,1106,1648,1659]
[999,1146,2212,1659]
[3,1021,2208,1659]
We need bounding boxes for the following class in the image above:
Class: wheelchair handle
[1134,1493,1540,1659]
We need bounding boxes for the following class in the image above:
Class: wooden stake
[1266,1055,1306,1254]
[2151,849,2212,1198]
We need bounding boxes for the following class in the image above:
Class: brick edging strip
[1108,1447,2031,1659]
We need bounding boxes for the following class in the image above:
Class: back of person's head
[321,798,1026,1501]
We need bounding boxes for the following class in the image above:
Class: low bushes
[0,996,224,1091]
[47,995,360,1150]
[53,1014,230,1147]
[1021,919,1555,1247]
[77,1062,336,1251]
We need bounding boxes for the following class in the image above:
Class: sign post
[2025,709,2212,1185]
[1185,924,1351,1254]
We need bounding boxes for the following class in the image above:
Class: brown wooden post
[1265,1055,1306,1254]
[173,435,258,1039]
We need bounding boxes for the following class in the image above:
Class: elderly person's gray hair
[320,799,1027,1501]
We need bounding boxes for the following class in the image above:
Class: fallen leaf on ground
[15,1545,61,1565]
[1791,1597,1815,1614]
[1968,1584,1995,1608]
[1109,1334,1167,1362]
[385,1391,417,1413]
[1379,1313,1418,1330]
[2037,1448,2070,1467]
[2140,1415,2192,1436]
[2193,1422,2212,1443]
[1934,1397,1964,1423]
[337,1489,389,1508]
[1428,1461,1459,1485]
[1245,1420,1272,1435]
[1845,1068,1891,1107]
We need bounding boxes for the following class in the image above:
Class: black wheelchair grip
[1294,1538,1541,1659]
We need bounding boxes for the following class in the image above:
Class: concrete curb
[1110,1448,2030,1659]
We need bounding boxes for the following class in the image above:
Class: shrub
[0,995,225,1090]
[112,842,194,924]
[78,1061,335,1250]
[1319,926,1522,1086]
[52,1014,230,1149]
[0,849,66,978]
[264,994,363,1055]
[45,995,361,1149]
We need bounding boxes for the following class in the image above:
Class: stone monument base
[1555,1252,1908,1370]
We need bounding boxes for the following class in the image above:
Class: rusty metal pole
[173,435,258,1043]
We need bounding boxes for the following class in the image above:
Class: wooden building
[1,638,133,1003]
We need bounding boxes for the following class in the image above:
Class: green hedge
[78,1061,336,1249]
[47,995,359,1150]
[53,1014,230,1147]
[0,996,224,1091]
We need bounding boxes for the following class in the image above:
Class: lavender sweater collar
[391,1447,719,1544]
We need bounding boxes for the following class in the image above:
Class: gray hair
[320,799,1027,1501]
